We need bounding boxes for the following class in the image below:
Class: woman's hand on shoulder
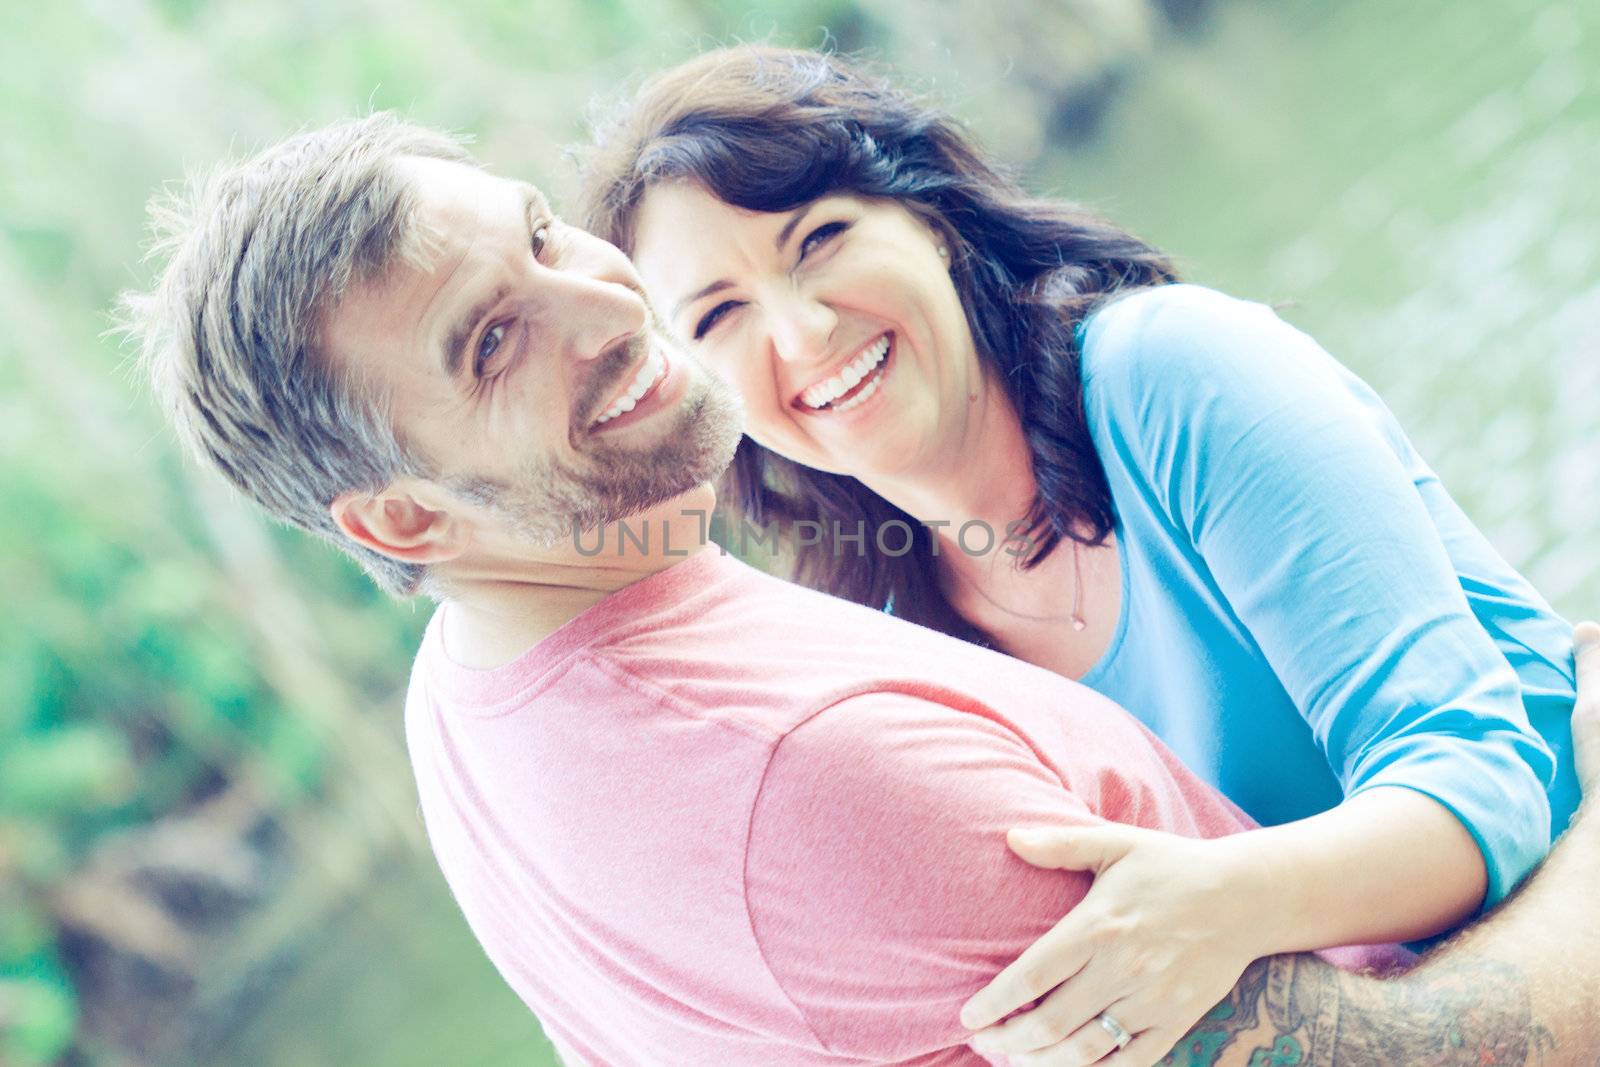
[960,824,1268,1067]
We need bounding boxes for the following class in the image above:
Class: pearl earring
[937,246,949,259]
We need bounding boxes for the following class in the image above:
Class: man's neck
[438,485,718,670]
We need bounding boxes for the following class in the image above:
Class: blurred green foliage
[4,0,1596,1064]
[0,1,1179,1062]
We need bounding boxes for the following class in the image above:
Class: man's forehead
[321,162,549,386]
[398,157,548,262]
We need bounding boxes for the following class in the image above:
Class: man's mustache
[572,293,667,435]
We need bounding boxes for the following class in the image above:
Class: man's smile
[586,341,682,435]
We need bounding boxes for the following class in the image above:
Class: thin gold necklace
[949,539,1087,630]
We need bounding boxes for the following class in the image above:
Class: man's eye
[798,221,848,262]
[476,323,507,374]
[693,300,740,341]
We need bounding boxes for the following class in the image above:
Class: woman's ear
[330,485,468,565]
[925,219,956,268]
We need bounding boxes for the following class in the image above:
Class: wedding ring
[1097,1012,1133,1050]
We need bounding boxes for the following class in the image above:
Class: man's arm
[1165,624,1600,1067]
[745,691,1107,1063]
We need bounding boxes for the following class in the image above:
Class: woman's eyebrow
[672,280,732,323]
[670,204,817,323]
[774,204,814,249]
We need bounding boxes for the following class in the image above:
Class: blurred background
[1,0,1595,1063]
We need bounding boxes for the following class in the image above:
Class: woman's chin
[759,406,932,481]
[826,441,929,482]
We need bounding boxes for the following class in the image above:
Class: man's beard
[447,360,744,548]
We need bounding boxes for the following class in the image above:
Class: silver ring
[1097,1012,1133,1050]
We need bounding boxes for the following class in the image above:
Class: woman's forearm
[1178,626,1600,1066]
[1220,785,1488,955]
[1172,800,1598,1066]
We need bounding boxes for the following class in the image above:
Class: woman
[577,47,1580,1065]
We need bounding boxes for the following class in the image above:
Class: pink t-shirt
[405,549,1395,1066]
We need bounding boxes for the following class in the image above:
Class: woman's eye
[693,300,741,341]
[798,221,848,262]
[476,323,507,374]
[531,222,551,259]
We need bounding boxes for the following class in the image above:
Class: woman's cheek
[749,394,791,447]
[711,334,771,417]
[693,342,767,432]
[691,341,738,388]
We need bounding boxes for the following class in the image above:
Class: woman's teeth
[800,335,890,410]
[593,349,666,425]
[830,372,883,413]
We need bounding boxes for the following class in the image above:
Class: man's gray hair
[120,113,473,596]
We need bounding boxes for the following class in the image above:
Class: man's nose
[767,290,838,365]
[558,272,651,363]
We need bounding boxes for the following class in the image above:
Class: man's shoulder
[589,552,1115,731]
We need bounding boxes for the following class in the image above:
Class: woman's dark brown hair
[577,45,1177,643]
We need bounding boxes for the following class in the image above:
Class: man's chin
[456,369,742,551]
[577,374,743,525]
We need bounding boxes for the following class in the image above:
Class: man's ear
[330,484,468,565]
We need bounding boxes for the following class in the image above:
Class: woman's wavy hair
[577,46,1176,643]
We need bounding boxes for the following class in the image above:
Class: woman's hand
[960,825,1269,1067]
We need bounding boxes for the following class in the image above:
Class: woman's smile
[793,332,894,417]
[631,184,982,479]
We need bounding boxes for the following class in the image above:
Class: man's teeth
[594,349,666,425]
[801,335,890,410]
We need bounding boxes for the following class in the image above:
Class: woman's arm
[1170,623,1600,1067]
[970,627,1598,1066]
[960,791,1479,1063]
[1212,785,1484,949]
[1086,285,1556,907]
[961,286,1560,1063]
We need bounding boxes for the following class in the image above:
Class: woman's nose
[766,291,838,365]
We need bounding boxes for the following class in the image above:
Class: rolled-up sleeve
[1086,286,1555,906]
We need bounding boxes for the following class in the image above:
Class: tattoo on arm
[1161,955,1553,1066]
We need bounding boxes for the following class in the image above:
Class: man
[123,114,1599,1065]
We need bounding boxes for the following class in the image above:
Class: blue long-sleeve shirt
[1074,284,1578,906]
